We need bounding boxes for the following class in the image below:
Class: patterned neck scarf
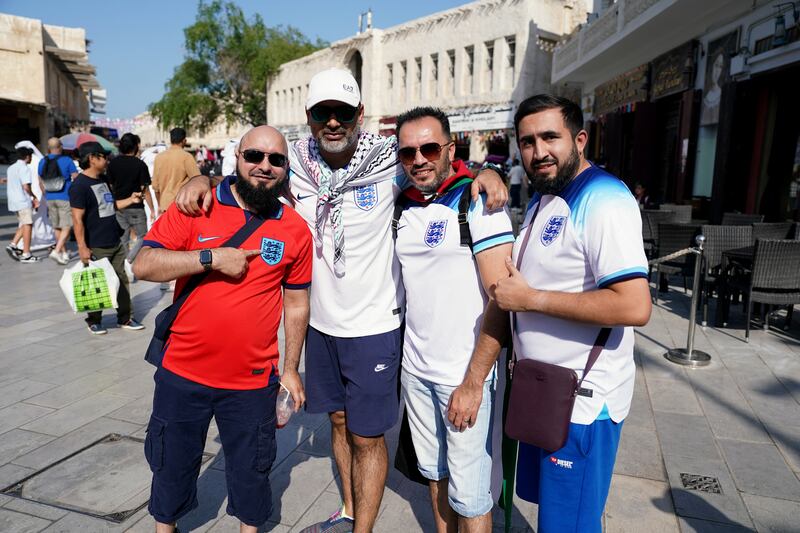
[295,131,398,276]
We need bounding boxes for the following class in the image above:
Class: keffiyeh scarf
[293,131,398,276]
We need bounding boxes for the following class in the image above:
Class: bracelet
[480,162,506,179]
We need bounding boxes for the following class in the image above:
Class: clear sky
[1,0,468,118]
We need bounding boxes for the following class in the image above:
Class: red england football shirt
[143,177,312,389]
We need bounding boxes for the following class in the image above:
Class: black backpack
[42,157,67,192]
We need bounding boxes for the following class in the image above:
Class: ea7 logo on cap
[342,84,354,93]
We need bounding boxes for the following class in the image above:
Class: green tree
[150,1,324,131]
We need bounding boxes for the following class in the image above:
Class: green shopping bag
[59,258,119,313]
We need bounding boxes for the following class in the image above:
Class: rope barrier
[648,246,698,266]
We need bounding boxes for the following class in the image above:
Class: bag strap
[154,214,267,340]
[457,185,473,248]
[391,195,409,239]
[511,200,611,388]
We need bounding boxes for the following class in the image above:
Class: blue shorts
[305,326,401,437]
[145,367,279,526]
[515,418,623,533]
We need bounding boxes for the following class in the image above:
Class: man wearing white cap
[176,68,507,533]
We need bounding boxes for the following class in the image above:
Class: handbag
[503,203,611,452]
[59,257,120,313]
[144,214,267,367]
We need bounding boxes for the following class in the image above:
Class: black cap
[78,142,110,159]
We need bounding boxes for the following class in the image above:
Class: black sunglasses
[397,142,453,165]
[241,149,288,167]
[309,104,359,124]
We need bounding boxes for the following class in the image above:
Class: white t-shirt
[288,142,407,337]
[512,164,648,424]
[6,160,33,212]
[508,165,525,186]
[397,186,515,386]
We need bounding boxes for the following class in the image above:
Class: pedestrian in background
[495,95,651,533]
[39,137,78,264]
[69,141,145,335]
[5,147,40,263]
[107,132,154,261]
[14,140,56,252]
[508,158,525,211]
[152,128,200,216]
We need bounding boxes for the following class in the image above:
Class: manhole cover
[679,473,722,494]
[2,434,213,523]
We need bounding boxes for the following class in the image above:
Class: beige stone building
[0,12,100,155]
[267,0,589,161]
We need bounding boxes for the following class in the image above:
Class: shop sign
[446,104,514,133]
[593,64,649,115]
[650,41,697,100]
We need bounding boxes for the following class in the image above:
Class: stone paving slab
[0,508,51,532]
[3,497,69,521]
[0,429,55,466]
[21,391,134,437]
[741,493,800,532]
[604,474,678,532]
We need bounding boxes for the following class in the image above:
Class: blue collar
[216,175,283,219]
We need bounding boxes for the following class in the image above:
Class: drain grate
[2,433,213,523]
[680,473,722,494]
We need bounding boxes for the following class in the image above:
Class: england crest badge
[424,219,448,248]
[261,237,285,265]
[353,184,378,211]
[540,216,566,246]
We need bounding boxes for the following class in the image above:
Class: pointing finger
[244,249,262,257]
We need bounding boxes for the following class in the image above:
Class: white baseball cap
[306,68,361,109]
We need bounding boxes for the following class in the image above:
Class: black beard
[528,145,581,195]
[414,154,451,195]
[234,170,283,218]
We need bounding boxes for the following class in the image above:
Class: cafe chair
[660,204,692,224]
[751,222,795,243]
[700,225,753,326]
[727,239,800,342]
[654,223,701,298]
[722,212,764,225]
[641,209,675,260]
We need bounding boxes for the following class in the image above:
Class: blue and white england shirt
[512,164,648,424]
[397,181,515,386]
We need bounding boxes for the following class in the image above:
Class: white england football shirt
[512,164,648,424]
[397,185,515,386]
[288,143,407,338]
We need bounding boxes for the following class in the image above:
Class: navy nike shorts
[304,326,401,437]
[145,367,278,526]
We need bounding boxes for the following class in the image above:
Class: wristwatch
[199,249,213,271]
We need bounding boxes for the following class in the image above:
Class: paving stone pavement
[1,212,799,532]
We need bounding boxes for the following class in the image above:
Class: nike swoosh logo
[374,364,388,372]
[296,193,314,200]
[198,235,221,242]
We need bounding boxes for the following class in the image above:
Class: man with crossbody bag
[493,95,651,533]
[133,126,312,532]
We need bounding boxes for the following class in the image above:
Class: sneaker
[88,324,108,335]
[119,319,145,331]
[61,251,71,264]
[19,254,40,264]
[49,250,68,265]
[299,509,354,533]
[5,244,21,261]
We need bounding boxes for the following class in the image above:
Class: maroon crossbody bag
[504,204,611,452]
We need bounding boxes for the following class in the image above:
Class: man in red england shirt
[133,125,312,532]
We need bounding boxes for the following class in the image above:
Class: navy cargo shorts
[145,367,279,526]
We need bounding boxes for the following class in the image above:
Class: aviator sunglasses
[397,142,454,165]
[241,149,288,167]
[308,104,359,124]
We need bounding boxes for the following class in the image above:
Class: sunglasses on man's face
[397,142,453,165]
[308,105,359,124]
[241,149,288,167]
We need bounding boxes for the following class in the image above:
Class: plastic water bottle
[276,384,294,429]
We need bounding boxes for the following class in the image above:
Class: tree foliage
[150,1,325,131]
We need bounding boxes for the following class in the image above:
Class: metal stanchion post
[665,235,712,368]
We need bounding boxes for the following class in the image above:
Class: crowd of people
[4,67,651,533]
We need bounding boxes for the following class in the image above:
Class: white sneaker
[49,250,67,265]
[61,251,71,264]
[20,254,40,264]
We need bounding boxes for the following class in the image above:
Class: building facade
[552,0,800,222]
[267,0,590,162]
[0,13,101,156]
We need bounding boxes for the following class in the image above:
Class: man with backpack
[38,137,78,264]
[393,107,514,532]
